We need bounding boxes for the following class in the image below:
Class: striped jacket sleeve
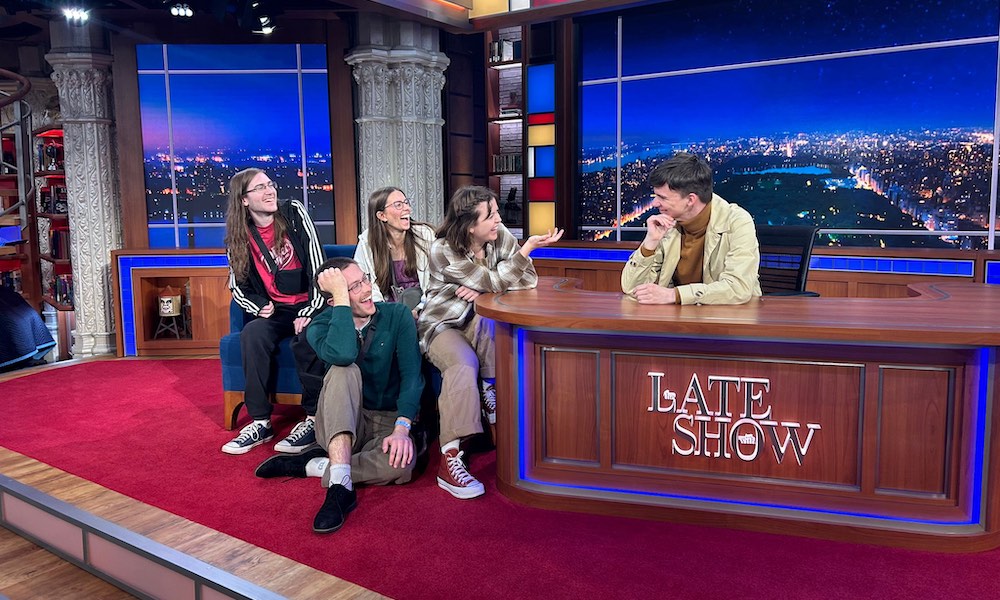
[227,247,267,316]
[288,200,326,319]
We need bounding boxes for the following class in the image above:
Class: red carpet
[2,359,999,599]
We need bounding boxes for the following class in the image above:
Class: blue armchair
[220,244,356,429]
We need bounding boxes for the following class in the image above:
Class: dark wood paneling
[327,20,358,244]
[877,367,955,495]
[566,267,619,292]
[110,36,148,249]
[541,348,599,464]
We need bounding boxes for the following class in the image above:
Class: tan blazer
[621,195,762,305]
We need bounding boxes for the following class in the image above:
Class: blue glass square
[534,146,555,177]
[136,44,164,70]
[527,64,556,113]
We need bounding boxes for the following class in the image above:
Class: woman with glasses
[417,185,563,500]
[354,187,435,318]
[222,168,326,456]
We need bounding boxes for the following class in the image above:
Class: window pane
[139,74,175,230]
[619,0,999,78]
[166,45,299,70]
[578,83,619,237]
[303,72,334,223]
[136,44,164,70]
[612,45,997,247]
[577,16,617,81]
[301,44,328,70]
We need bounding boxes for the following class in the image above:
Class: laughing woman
[353,187,434,318]
[417,185,563,500]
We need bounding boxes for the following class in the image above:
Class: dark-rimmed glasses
[245,181,278,195]
[347,273,372,294]
[386,198,411,211]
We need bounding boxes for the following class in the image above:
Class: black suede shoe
[313,484,357,534]
[254,447,327,478]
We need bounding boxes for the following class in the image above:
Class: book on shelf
[491,153,523,174]
[49,228,70,260]
[43,185,68,214]
[1,269,22,292]
[52,273,73,307]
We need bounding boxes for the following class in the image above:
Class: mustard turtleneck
[673,202,712,288]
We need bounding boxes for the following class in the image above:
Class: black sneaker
[274,418,318,454]
[221,421,273,455]
[255,447,327,478]
[313,484,357,534]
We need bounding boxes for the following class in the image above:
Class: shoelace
[285,420,314,442]
[482,386,496,414]
[446,451,477,486]
[235,422,265,443]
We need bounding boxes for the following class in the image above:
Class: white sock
[253,419,270,428]
[305,415,315,423]
[441,439,460,454]
[306,457,329,478]
[328,463,353,491]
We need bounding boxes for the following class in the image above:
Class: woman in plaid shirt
[417,186,563,499]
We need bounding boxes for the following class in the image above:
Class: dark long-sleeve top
[306,302,424,421]
[228,199,326,319]
[416,223,537,353]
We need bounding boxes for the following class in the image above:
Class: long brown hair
[366,186,429,289]
[436,185,496,256]
[224,168,290,279]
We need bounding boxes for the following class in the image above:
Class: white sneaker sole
[437,477,485,499]
[221,435,273,455]
[274,441,320,455]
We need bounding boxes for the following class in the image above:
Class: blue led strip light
[117,254,228,356]
[529,248,635,262]
[986,261,1000,284]
[810,256,974,277]
[514,327,990,527]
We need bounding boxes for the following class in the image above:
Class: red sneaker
[437,448,485,499]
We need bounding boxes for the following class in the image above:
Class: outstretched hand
[520,228,565,256]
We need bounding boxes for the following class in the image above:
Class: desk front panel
[500,327,984,543]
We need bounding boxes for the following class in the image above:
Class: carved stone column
[347,15,449,229]
[46,38,122,356]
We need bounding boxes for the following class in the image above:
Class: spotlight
[257,25,275,35]
[170,3,193,17]
[62,7,89,23]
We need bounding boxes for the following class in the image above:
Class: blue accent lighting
[527,64,555,114]
[534,146,556,177]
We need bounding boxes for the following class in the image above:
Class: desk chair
[220,244,356,429]
[756,225,820,296]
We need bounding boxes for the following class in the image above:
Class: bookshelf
[33,124,74,359]
[486,26,527,238]
[0,131,40,308]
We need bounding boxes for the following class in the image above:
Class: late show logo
[647,371,821,466]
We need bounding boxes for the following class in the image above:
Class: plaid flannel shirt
[417,224,537,353]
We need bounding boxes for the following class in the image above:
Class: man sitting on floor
[254,257,424,533]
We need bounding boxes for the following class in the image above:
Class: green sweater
[306,302,424,421]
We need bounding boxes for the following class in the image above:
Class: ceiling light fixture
[62,7,89,23]
[170,3,194,17]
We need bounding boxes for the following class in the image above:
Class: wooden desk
[476,278,1000,551]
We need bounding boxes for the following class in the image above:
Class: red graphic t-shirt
[250,222,309,305]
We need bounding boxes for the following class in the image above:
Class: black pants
[239,304,323,420]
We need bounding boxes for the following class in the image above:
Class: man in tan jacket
[621,152,762,305]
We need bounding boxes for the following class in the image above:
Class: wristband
[395,418,412,431]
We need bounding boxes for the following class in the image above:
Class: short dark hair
[315,256,358,299]
[647,152,714,203]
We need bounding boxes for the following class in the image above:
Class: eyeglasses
[386,198,411,211]
[245,181,278,194]
[347,273,372,294]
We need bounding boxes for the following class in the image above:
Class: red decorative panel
[528,177,555,201]
[528,113,555,125]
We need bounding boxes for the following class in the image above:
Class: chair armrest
[229,300,252,333]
